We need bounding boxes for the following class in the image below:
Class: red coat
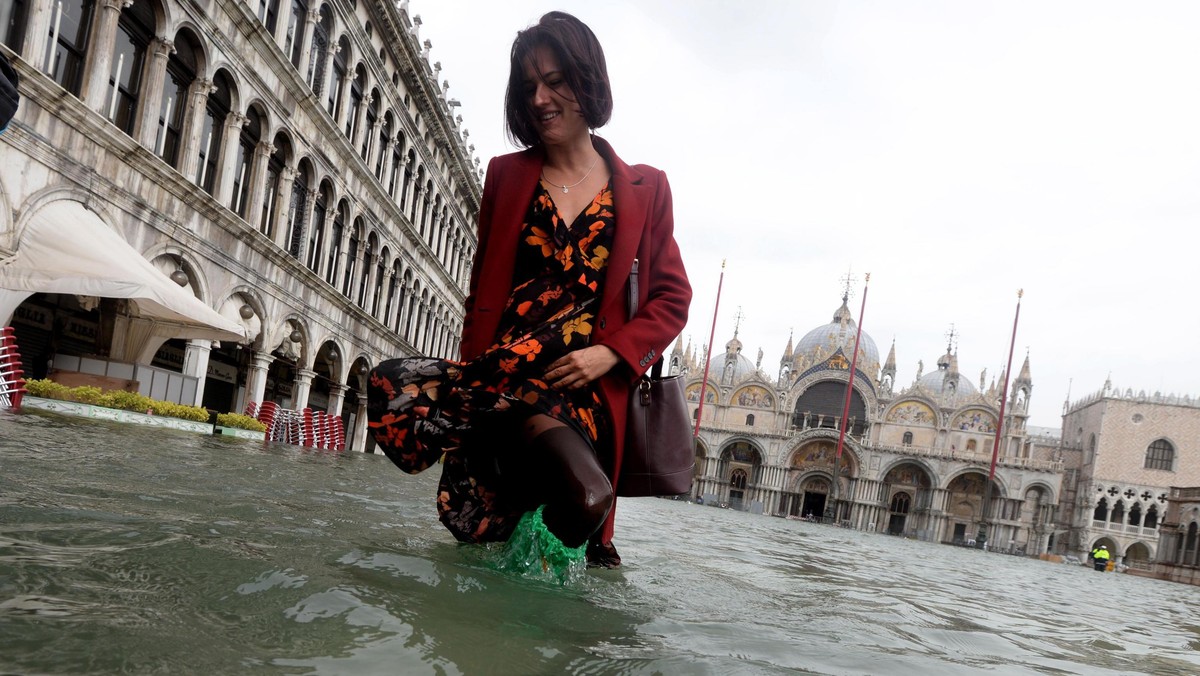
[460,136,692,542]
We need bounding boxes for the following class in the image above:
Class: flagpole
[694,260,725,438]
[830,273,869,524]
[977,288,1023,549]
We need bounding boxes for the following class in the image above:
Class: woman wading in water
[368,11,690,578]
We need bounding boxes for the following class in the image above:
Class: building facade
[1,0,479,450]
[678,294,1063,555]
[677,297,1198,569]
[1056,385,1200,573]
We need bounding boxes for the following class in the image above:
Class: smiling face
[521,47,590,147]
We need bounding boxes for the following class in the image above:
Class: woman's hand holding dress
[545,345,619,390]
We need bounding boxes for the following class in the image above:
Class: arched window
[357,232,375,308]
[285,0,308,67]
[345,66,365,139]
[109,0,153,135]
[1146,505,1160,530]
[1145,439,1174,471]
[47,0,96,96]
[403,284,419,338]
[197,72,232,194]
[306,183,329,272]
[731,469,748,490]
[375,112,391,179]
[361,88,379,160]
[966,439,977,453]
[1109,500,1125,524]
[890,492,911,514]
[386,261,400,328]
[400,150,415,213]
[902,431,913,446]
[1,0,28,50]
[1093,497,1108,522]
[232,107,261,217]
[328,36,349,116]
[285,164,309,258]
[325,201,346,286]
[420,180,433,236]
[388,132,404,197]
[307,5,331,94]
[372,245,387,317]
[693,408,699,420]
[745,414,755,426]
[256,0,280,33]
[159,31,200,166]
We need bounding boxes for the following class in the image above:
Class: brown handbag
[617,259,695,497]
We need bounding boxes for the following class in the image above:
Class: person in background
[0,50,19,134]
[367,11,690,577]
[1092,544,1111,571]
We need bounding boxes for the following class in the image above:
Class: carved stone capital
[153,38,176,58]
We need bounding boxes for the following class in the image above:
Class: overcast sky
[413,1,1200,429]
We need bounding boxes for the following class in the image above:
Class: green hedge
[216,412,267,432]
[25,379,218,424]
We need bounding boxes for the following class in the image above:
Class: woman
[368,11,690,573]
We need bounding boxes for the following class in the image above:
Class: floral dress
[367,181,615,543]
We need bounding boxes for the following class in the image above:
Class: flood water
[3,410,1200,675]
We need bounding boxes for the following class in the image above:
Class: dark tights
[507,414,613,548]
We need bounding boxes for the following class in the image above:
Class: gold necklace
[540,154,600,194]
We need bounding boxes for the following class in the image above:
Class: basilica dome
[794,298,880,369]
[918,369,978,396]
[707,351,759,382]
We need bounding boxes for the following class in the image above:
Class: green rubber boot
[496,506,586,583]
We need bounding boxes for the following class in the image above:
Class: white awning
[0,201,250,343]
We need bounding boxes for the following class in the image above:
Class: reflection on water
[3,409,1200,675]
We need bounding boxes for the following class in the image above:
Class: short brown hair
[504,12,612,148]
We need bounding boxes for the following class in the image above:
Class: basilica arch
[943,471,1005,544]
[778,437,861,519]
[716,439,765,510]
[880,461,935,536]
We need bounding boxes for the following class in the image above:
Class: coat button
[599,317,606,329]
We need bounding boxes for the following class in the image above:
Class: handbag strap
[627,258,663,379]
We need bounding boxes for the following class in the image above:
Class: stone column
[332,221,352,294]
[378,268,394,322]
[215,112,248,208]
[271,165,297,248]
[335,73,353,131]
[351,393,369,452]
[272,4,291,47]
[245,141,274,230]
[367,121,383,172]
[23,0,54,69]
[292,368,316,411]
[319,43,339,110]
[296,8,318,79]
[363,253,380,315]
[182,338,212,407]
[352,94,372,154]
[294,187,318,262]
[382,139,398,192]
[135,37,174,149]
[81,0,131,111]
[179,78,215,182]
[327,383,347,419]
[245,351,274,408]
